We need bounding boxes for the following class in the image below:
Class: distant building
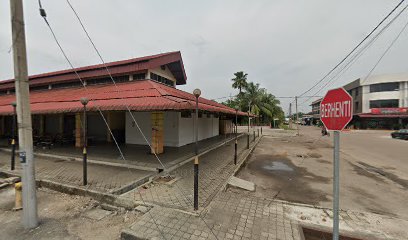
[343,73,408,129]
[309,73,408,129]
[310,98,322,125]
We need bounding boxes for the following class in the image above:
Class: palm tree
[231,71,248,94]
[241,82,284,124]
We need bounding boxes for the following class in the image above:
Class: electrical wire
[360,8,408,85]
[62,1,221,238]
[299,3,408,107]
[295,0,406,98]
[37,2,168,239]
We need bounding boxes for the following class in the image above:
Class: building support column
[58,114,64,134]
[151,112,164,154]
[0,116,4,136]
[75,113,84,148]
[39,115,44,136]
[107,112,112,142]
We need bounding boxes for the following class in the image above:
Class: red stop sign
[320,88,353,131]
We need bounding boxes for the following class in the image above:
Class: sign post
[320,88,353,240]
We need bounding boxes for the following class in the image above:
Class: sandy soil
[236,126,408,219]
[0,186,141,240]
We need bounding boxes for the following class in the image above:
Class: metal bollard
[247,134,249,149]
[14,182,22,211]
[194,156,199,210]
[11,139,16,171]
[261,127,263,135]
[257,129,259,137]
[83,147,87,186]
[253,131,255,142]
[234,140,237,165]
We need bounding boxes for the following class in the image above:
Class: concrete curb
[162,133,245,175]
[109,174,154,195]
[223,135,263,191]
[0,169,147,210]
[0,148,157,172]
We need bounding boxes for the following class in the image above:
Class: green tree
[240,82,284,124]
[231,71,248,94]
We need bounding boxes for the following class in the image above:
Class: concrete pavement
[237,126,408,220]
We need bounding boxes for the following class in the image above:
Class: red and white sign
[371,107,408,114]
[320,88,353,131]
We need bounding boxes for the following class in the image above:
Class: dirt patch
[350,162,385,184]
[238,154,329,205]
[349,186,397,217]
[350,161,408,189]
[316,159,331,164]
[0,187,140,240]
[307,152,322,158]
[357,162,408,189]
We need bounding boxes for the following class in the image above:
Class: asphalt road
[237,125,408,219]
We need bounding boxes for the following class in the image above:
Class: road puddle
[262,161,294,172]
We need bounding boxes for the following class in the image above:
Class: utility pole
[295,96,299,136]
[10,0,38,229]
[289,103,292,129]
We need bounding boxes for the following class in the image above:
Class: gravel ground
[0,186,141,240]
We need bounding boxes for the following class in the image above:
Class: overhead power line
[296,0,406,99]
[299,2,408,107]
[360,6,408,85]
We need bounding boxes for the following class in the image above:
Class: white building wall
[361,82,408,113]
[125,112,152,145]
[163,112,179,147]
[178,113,219,147]
[125,111,219,147]
[401,81,408,107]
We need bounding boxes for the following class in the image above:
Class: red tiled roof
[0,51,187,90]
[0,80,248,116]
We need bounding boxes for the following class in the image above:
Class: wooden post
[151,112,164,154]
[75,113,83,148]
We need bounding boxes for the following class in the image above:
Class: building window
[355,101,359,111]
[133,73,145,80]
[86,75,129,86]
[150,72,174,87]
[29,85,49,92]
[369,99,399,108]
[181,111,192,118]
[355,88,359,96]
[52,81,82,89]
[369,82,399,93]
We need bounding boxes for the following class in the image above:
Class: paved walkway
[122,134,257,210]
[123,191,408,240]
[0,134,238,170]
[0,151,152,193]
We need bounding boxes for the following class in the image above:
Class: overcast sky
[1,0,408,113]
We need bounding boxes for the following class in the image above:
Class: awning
[0,80,249,116]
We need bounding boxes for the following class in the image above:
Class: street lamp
[192,88,201,211]
[193,88,201,155]
[10,102,17,171]
[80,97,89,186]
[234,108,238,165]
